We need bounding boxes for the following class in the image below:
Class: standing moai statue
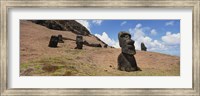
[75,35,84,49]
[58,34,64,43]
[117,31,141,72]
[104,44,108,48]
[48,35,59,48]
[141,42,147,51]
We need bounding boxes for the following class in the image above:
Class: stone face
[118,32,136,55]
[58,34,64,43]
[104,44,108,48]
[117,31,141,72]
[75,35,84,49]
[30,20,90,36]
[141,42,147,51]
[48,35,59,48]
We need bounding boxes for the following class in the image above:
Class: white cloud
[108,22,180,56]
[129,24,166,51]
[120,21,127,26]
[112,41,120,48]
[135,23,142,28]
[76,20,103,32]
[165,21,174,26]
[92,20,103,25]
[95,32,120,48]
[150,29,157,35]
[161,32,180,45]
[75,20,91,31]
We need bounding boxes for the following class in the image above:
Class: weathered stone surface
[104,44,108,48]
[83,40,102,48]
[30,20,90,36]
[48,35,59,48]
[141,42,147,51]
[58,34,64,43]
[118,53,138,72]
[83,40,90,46]
[118,32,136,55]
[75,35,84,49]
[117,31,141,72]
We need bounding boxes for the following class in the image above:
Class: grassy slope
[20,20,180,76]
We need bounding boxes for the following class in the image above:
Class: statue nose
[127,40,134,45]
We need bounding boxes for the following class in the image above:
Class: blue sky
[76,20,180,56]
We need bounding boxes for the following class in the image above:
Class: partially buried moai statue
[117,31,141,72]
[58,34,64,43]
[141,42,147,51]
[104,44,108,48]
[75,35,84,49]
[48,35,59,48]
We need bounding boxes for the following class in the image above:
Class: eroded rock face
[141,42,147,51]
[30,20,90,36]
[75,35,84,49]
[48,35,59,48]
[30,20,107,46]
[117,31,141,72]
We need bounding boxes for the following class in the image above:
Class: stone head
[76,35,83,43]
[118,31,136,55]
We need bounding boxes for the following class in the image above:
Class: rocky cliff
[30,20,90,36]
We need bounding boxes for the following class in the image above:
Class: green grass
[20,53,99,76]
[20,49,180,76]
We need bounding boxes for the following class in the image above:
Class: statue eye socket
[124,35,130,38]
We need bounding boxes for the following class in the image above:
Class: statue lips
[127,45,135,50]
[126,39,134,45]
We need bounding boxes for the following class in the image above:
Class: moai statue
[75,35,84,49]
[117,31,141,72]
[104,44,108,48]
[58,34,64,43]
[89,43,102,48]
[141,42,147,51]
[83,40,90,46]
[48,35,59,48]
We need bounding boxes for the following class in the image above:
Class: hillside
[20,20,180,76]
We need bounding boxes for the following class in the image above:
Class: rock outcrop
[30,20,90,36]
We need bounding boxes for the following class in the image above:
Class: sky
[76,20,180,56]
